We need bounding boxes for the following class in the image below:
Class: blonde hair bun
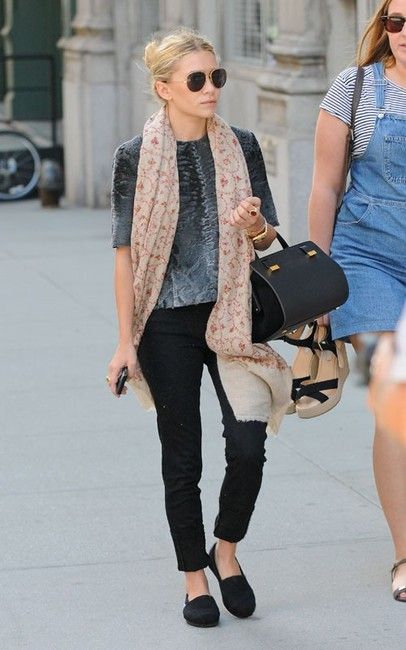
[143,28,217,102]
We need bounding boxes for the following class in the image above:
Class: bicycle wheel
[0,129,41,200]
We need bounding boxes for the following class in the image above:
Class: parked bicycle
[0,127,41,200]
[0,52,57,201]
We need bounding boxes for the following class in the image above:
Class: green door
[1,0,63,120]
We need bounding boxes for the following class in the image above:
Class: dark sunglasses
[185,68,227,92]
[381,15,406,33]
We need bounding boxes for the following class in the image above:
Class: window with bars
[223,0,276,63]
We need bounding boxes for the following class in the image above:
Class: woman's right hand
[107,342,137,397]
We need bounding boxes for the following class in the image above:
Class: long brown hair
[357,0,395,67]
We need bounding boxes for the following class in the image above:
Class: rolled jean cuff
[213,508,254,543]
[171,530,210,572]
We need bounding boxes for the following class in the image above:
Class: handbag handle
[252,232,289,262]
[337,66,364,210]
[276,232,289,249]
[253,234,320,265]
[350,66,365,143]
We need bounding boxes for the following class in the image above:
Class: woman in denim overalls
[308,0,406,602]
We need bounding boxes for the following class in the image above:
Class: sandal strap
[294,378,338,404]
[313,326,337,355]
[291,376,310,401]
[283,324,338,357]
[391,558,406,581]
[282,323,317,350]
[313,336,337,355]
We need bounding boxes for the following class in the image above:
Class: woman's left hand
[228,196,262,232]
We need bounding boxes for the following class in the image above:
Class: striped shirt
[320,65,406,158]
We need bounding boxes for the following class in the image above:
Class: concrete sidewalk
[0,199,404,649]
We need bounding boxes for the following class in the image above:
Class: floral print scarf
[128,106,291,434]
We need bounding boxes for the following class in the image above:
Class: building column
[255,0,328,240]
[59,0,116,207]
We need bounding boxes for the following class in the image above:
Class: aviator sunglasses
[381,15,406,32]
[182,68,227,92]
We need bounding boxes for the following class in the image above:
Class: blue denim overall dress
[330,62,406,340]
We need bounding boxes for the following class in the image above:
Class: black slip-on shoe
[208,543,256,618]
[183,594,220,627]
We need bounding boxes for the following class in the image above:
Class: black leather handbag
[250,233,349,342]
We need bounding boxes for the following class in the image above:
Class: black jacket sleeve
[232,127,279,226]
[111,135,142,247]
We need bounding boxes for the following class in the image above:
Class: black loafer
[208,544,256,618]
[183,594,220,627]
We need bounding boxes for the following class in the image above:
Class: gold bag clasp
[267,264,280,274]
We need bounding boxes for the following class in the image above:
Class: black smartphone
[116,366,128,395]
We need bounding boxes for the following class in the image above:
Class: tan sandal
[282,324,319,415]
[391,558,406,602]
[295,325,349,419]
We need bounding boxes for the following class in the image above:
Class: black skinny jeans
[138,302,267,572]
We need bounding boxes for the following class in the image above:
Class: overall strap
[372,62,386,109]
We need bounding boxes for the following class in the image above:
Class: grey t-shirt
[111,127,278,309]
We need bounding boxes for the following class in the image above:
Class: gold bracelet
[246,218,266,239]
[248,221,268,243]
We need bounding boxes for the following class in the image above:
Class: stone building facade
[59,0,379,238]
